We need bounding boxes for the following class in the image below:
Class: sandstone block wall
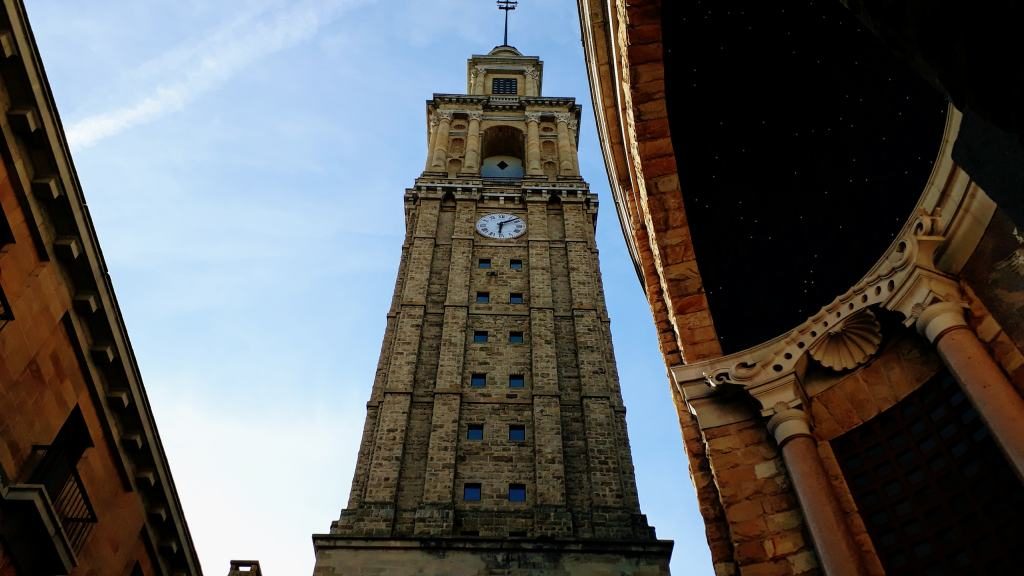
[335,189,654,542]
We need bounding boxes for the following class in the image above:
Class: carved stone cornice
[525,111,542,123]
[671,209,965,420]
[554,112,572,124]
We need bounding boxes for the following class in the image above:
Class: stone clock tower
[312,45,673,575]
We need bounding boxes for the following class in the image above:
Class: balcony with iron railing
[28,445,99,554]
[0,444,98,574]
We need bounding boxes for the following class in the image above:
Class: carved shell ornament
[808,309,882,371]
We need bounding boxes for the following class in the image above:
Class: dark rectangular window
[509,331,524,344]
[473,330,488,343]
[509,375,525,389]
[0,283,12,331]
[467,424,484,441]
[476,292,490,304]
[509,293,524,304]
[464,483,482,501]
[509,530,527,538]
[509,425,526,442]
[510,259,523,270]
[471,373,487,388]
[508,483,526,502]
[0,205,13,248]
[478,258,491,269]
[492,78,518,95]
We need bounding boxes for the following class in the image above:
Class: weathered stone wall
[334,190,654,542]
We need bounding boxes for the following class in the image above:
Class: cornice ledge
[671,210,964,423]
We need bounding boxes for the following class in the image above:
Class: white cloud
[67,0,367,148]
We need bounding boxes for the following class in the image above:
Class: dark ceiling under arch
[662,0,948,354]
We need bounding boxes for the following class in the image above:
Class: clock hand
[498,217,521,226]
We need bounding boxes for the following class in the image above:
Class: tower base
[312,535,673,575]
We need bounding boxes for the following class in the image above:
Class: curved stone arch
[669,107,1000,419]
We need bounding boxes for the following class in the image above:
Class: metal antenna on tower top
[497,0,517,46]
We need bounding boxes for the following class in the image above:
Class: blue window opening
[464,483,482,501]
[471,373,487,388]
[467,424,484,441]
[509,293,524,304]
[510,259,523,270]
[476,292,490,304]
[509,331,524,344]
[508,484,526,503]
[473,331,488,343]
[509,375,525,389]
[509,425,526,442]
[478,259,491,269]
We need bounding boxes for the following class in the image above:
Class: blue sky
[27,1,712,574]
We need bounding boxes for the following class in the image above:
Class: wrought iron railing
[28,445,98,554]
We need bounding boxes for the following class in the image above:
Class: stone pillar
[555,113,575,176]
[425,115,439,171]
[916,301,1024,480]
[473,65,486,94]
[567,118,580,174]
[525,112,543,176]
[525,67,539,96]
[767,407,866,576]
[462,111,482,174]
[430,111,452,171]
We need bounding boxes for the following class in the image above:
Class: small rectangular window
[510,259,523,270]
[471,373,487,388]
[473,330,489,343]
[476,292,490,304]
[492,77,518,95]
[509,293,524,304]
[509,331,524,344]
[508,483,526,502]
[464,483,482,501]
[478,259,492,269]
[0,283,12,331]
[0,205,13,249]
[467,424,484,440]
[509,375,525,389]
[509,425,526,442]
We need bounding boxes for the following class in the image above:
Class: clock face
[476,213,526,239]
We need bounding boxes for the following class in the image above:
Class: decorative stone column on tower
[313,44,672,575]
[462,111,482,173]
[430,110,453,170]
[525,111,543,176]
[555,113,575,175]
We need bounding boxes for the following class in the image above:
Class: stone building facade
[578,1,1024,575]
[0,0,200,574]
[312,46,672,575]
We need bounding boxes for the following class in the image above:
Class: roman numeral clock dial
[476,213,526,239]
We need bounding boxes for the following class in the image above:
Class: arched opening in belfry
[481,125,525,178]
